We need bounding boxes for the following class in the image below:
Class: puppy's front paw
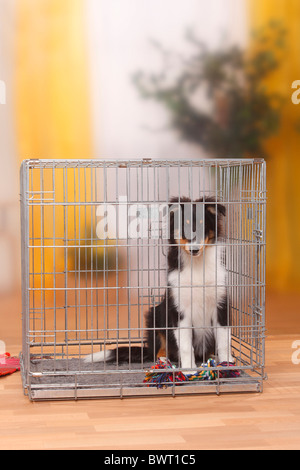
[180,359,198,376]
[183,369,199,376]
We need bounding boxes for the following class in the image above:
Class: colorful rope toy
[186,358,218,381]
[144,357,240,388]
[143,357,187,389]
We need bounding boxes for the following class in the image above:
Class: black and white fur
[85,196,234,371]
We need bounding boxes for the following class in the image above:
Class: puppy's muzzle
[187,244,201,256]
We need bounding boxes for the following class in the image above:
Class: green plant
[133,21,286,159]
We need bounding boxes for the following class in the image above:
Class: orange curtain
[15,0,93,288]
[15,0,92,159]
[249,0,300,292]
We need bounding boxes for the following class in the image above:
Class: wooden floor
[1,290,300,450]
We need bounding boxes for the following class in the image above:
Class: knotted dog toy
[143,357,187,388]
[144,357,240,388]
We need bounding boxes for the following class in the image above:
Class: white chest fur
[168,246,227,328]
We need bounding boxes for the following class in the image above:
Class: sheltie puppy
[85,196,234,372]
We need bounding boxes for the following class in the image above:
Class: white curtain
[0,0,20,292]
[86,0,248,159]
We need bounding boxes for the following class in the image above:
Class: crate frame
[20,158,266,400]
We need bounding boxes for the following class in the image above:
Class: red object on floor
[0,352,20,377]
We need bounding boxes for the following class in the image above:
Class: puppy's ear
[168,198,181,240]
[168,196,190,218]
[207,203,226,217]
[168,198,181,220]
[217,203,226,217]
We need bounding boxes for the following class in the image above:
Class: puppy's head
[169,196,226,257]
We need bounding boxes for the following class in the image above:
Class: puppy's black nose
[189,247,200,256]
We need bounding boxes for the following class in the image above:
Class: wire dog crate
[20,158,266,400]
